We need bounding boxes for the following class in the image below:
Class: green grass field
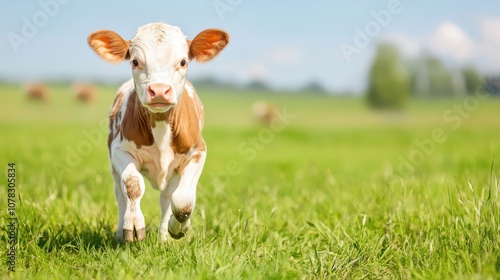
[1,83,499,279]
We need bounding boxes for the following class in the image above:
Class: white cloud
[268,46,305,65]
[382,33,422,58]
[480,18,500,47]
[238,63,269,82]
[428,21,476,62]
[381,20,500,75]
[480,18,500,67]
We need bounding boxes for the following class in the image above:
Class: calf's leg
[111,151,146,242]
[168,150,206,239]
[158,174,177,241]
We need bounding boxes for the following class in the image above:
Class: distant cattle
[252,101,278,125]
[25,83,49,101]
[88,22,229,242]
[73,83,96,103]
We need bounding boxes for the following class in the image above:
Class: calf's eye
[132,59,139,67]
[180,59,187,67]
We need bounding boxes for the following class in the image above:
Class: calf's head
[88,23,229,113]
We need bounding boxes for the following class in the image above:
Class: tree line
[367,42,499,109]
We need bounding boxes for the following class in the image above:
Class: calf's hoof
[123,229,134,242]
[123,227,146,242]
[168,229,185,240]
[136,227,146,241]
[167,215,190,240]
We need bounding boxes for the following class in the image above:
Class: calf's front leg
[112,150,146,242]
[164,150,206,240]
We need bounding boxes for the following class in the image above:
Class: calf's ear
[88,30,130,63]
[188,29,229,62]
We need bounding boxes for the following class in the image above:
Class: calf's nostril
[147,85,156,97]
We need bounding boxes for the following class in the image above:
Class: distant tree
[246,80,270,91]
[192,76,223,87]
[409,55,466,97]
[461,66,484,94]
[301,80,327,94]
[191,76,240,90]
[486,75,500,95]
[366,43,410,109]
[426,57,455,97]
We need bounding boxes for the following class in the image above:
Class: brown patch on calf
[169,87,203,154]
[108,91,125,152]
[174,138,205,174]
[121,91,156,148]
[195,137,206,152]
[124,176,141,201]
[190,139,206,164]
[191,153,202,163]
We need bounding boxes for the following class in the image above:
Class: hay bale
[252,101,278,125]
[25,83,49,101]
[73,83,97,103]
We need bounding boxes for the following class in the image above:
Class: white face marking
[129,23,189,113]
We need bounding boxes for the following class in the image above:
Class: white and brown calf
[88,22,229,242]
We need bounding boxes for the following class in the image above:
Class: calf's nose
[148,83,171,97]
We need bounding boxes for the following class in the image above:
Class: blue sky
[1,1,500,92]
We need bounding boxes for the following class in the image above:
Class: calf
[88,22,229,242]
